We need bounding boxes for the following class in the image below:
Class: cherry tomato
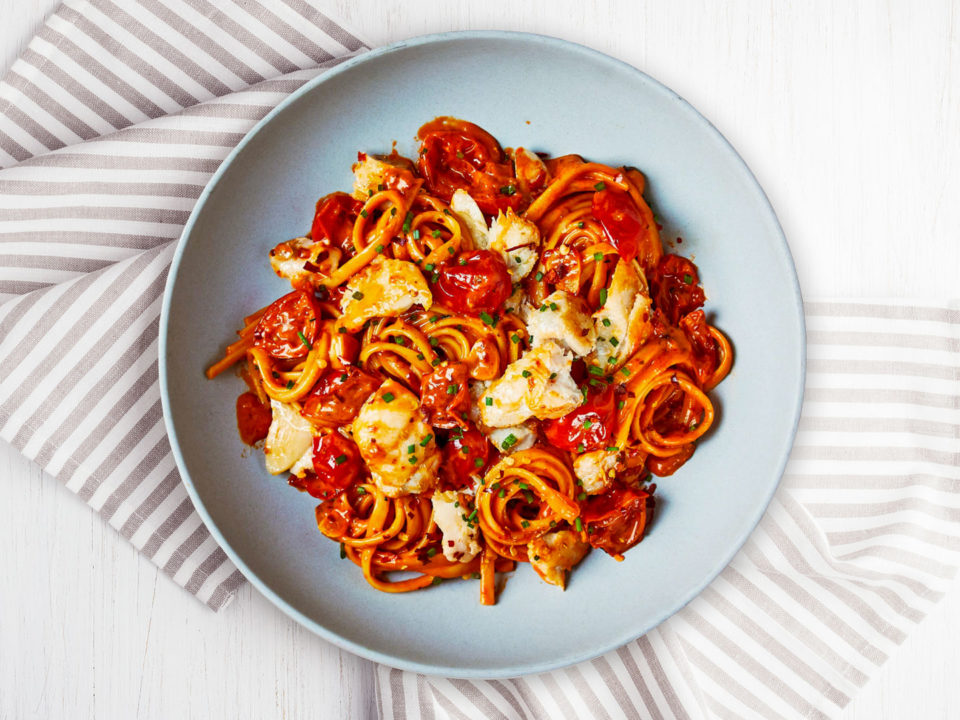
[416,117,522,215]
[679,309,718,384]
[303,432,362,499]
[311,192,363,255]
[235,392,271,446]
[253,290,320,359]
[591,188,650,263]
[580,485,652,556]
[649,253,706,326]
[440,423,492,490]
[433,250,513,316]
[542,385,616,452]
[301,366,381,427]
[419,361,471,429]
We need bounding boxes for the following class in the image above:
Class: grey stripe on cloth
[2,3,960,719]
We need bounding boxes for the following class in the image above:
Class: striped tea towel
[375,301,960,720]
[1,4,958,719]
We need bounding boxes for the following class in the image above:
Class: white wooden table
[2,2,958,718]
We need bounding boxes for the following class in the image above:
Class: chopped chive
[391,207,397,216]
[549,302,558,311]
[498,489,505,498]
[420,434,433,447]
[375,244,384,253]
[426,547,437,557]
[382,392,395,403]
[402,211,414,233]
[407,444,415,454]
[593,252,603,261]
[594,182,606,191]
[431,577,442,585]
[588,365,604,377]
[377,183,385,191]
[607,357,617,365]
[617,400,625,409]
[577,443,585,453]
[539,304,548,312]
[417,353,425,361]
[297,331,313,350]
[479,311,496,327]
[446,383,458,395]
[340,373,348,382]
[606,446,618,452]
[583,420,593,429]
[431,229,442,238]
[337,326,346,334]
[412,229,421,240]
[521,520,530,528]
[485,397,493,406]
[334,454,347,465]
[339,543,346,559]
[577,492,587,501]
[620,367,631,376]
[352,291,364,300]
[577,221,585,229]
[408,456,417,465]
[501,433,518,449]
[456,151,464,159]
[511,333,521,344]
[431,358,442,366]
[499,185,516,196]
[425,263,435,272]
[429,337,439,346]
[285,380,294,389]
[521,370,531,378]
[683,273,693,284]
[599,288,608,306]
[609,336,619,347]
[602,318,612,327]
[575,517,584,532]
[549,372,557,380]
[356,487,366,495]
[360,209,368,218]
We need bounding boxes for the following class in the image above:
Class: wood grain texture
[0,1,957,718]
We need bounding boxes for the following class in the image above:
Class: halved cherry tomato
[433,249,513,316]
[253,290,320,359]
[440,423,492,490]
[580,485,652,556]
[419,361,471,429]
[235,392,271,445]
[301,366,380,427]
[591,187,649,263]
[679,309,718,384]
[649,253,705,325]
[311,192,363,255]
[542,385,616,452]
[513,147,550,197]
[304,432,362,499]
[417,117,523,215]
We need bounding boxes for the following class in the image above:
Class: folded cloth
[377,301,960,719]
[1,3,958,719]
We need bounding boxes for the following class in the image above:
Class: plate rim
[159,29,806,678]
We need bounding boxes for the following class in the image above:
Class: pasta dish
[207,117,732,604]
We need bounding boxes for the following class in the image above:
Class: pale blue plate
[160,31,804,678]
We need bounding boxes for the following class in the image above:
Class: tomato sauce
[311,192,363,255]
[236,391,271,445]
[580,485,652,556]
[301,366,380,427]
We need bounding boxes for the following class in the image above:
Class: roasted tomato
[433,249,513,316]
[649,254,705,325]
[542,385,616,452]
[300,432,362,499]
[419,361,471,429]
[591,187,648,264]
[679,309,718,384]
[253,290,321,359]
[416,117,522,215]
[580,485,653,556]
[235,392,271,445]
[440,423,492,490]
[311,192,363,255]
[301,366,381,427]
